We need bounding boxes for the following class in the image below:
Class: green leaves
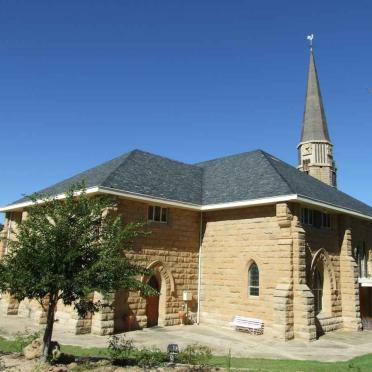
[0,183,153,314]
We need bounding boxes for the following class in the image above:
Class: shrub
[178,344,212,366]
[134,346,167,368]
[108,334,135,361]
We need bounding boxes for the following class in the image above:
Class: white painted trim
[200,195,298,211]
[358,277,372,287]
[96,186,201,210]
[296,196,372,222]
[0,187,101,212]
[197,211,203,325]
[1,187,372,222]
[297,140,332,149]
[0,190,297,213]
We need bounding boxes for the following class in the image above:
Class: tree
[0,185,154,360]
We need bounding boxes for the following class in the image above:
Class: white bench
[230,316,264,335]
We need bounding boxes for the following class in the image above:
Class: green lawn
[211,354,372,371]
[1,336,372,371]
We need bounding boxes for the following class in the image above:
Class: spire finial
[307,34,314,51]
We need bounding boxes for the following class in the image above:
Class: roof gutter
[0,187,101,212]
[296,195,372,222]
[1,187,372,222]
[0,186,201,213]
[200,194,297,211]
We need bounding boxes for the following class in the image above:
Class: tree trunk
[42,296,57,361]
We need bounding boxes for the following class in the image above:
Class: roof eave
[0,186,102,212]
[1,189,372,222]
[296,195,372,222]
[200,194,298,211]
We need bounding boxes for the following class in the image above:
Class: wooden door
[146,276,160,327]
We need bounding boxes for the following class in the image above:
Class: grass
[2,336,372,371]
[60,344,111,358]
[0,336,21,353]
[210,354,372,371]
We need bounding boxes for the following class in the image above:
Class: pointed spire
[300,49,331,143]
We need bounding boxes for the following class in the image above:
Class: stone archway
[141,261,175,327]
[310,248,338,335]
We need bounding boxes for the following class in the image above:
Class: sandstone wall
[199,205,282,330]
[302,214,343,334]
[308,165,334,187]
[58,198,201,335]
[1,198,371,340]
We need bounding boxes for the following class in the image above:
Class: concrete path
[1,316,372,362]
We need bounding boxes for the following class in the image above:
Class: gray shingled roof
[196,151,291,204]
[7,149,372,217]
[262,152,372,216]
[300,50,331,143]
[13,150,203,205]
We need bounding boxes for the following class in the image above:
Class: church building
[1,47,372,341]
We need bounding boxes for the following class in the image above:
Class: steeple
[298,39,337,187]
[301,50,331,143]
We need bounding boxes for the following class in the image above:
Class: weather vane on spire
[307,34,314,50]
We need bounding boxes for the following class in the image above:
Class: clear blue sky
[1,0,372,222]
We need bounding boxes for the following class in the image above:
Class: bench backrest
[233,316,263,326]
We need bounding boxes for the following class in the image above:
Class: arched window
[248,262,259,296]
[313,267,323,315]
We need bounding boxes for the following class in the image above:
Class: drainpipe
[4,213,12,255]
[197,211,203,325]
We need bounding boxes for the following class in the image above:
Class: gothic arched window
[313,267,323,315]
[248,262,259,296]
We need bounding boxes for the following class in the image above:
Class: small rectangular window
[148,205,168,223]
[321,213,331,228]
[161,208,167,222]
[148,206,154,220]
[303,159,310,172]
[313,210,321,228]
[300,207,331,229]
[301,208,313,225]
[303,208,308,224]
[309,209,314,225]
[154,206,161,221]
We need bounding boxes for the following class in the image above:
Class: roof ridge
[100,150,137,187]
[195,149,264,167]
[260,151,296,195]
[131,149,201,169]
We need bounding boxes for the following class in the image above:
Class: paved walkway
[1,316,371,362]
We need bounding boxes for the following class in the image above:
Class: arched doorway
[310,249,337,337]
[142,261,176,327]
[146,275,160,327]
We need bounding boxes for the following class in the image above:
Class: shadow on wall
[114,290,140,333]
